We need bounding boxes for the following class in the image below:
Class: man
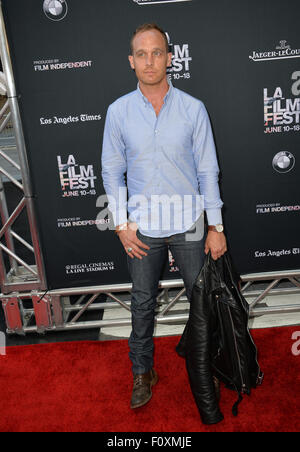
[102,24,227,409]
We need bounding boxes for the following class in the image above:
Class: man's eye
[154,51,162,56]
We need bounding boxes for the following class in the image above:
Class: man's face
[129,29,172,86]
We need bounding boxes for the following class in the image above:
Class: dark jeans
[127,229,206,375]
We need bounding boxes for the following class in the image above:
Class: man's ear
[128,55,135,70]
[167,52,173,68]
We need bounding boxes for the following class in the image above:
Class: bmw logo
[43,0,68,22]
[272,151,295,173]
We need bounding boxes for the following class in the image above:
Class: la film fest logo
[264,71,300,134]
[250,40,300,62]
[165,32,192,81]
[169,250,179,272]
[57,155,97,197]
[272,151,295,174]
[43,0,68,22]
[133,0,192,5]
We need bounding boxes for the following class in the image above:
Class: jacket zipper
[230,281,263,385]
[246,320,263,385]
[214,299,240,391]
[227,305,247,393]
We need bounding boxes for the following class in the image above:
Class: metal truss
[241,269,300,316]
[2,270,300,335]
[0,2,300,337]
[0,6,47,295]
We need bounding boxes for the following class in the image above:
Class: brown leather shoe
[131,369,158,409]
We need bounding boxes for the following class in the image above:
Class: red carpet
[0,326,299,432]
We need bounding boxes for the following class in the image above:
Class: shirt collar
[137,78,173,106]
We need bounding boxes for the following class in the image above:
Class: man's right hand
[117,223,150,260]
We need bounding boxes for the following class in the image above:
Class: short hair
[130,23,169,55]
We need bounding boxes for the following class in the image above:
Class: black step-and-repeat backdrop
[2,0,300,289]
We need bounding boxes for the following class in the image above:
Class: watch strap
[208,224,224,233]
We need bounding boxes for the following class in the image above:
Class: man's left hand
[205,231,227,261]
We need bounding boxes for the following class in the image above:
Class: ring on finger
[127,247,133,253]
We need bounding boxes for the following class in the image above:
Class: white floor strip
[99,293,300,341]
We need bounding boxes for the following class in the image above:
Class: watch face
[216,224,224,232]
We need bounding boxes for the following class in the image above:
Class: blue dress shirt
[101,81,223,238]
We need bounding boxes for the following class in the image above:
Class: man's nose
[145,53,154,66]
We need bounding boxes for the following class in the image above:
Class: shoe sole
[130,371,158,409]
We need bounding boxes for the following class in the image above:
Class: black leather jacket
[177,253,263,425]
